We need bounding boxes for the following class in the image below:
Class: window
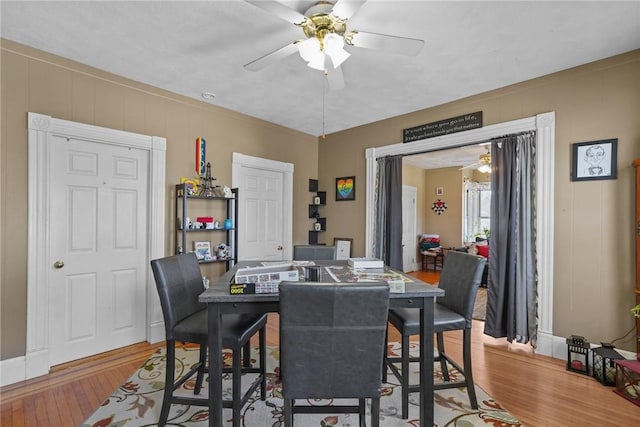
[463,180,491,242]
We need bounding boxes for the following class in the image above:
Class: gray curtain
[372,155,403,270]
[484,131,538,346]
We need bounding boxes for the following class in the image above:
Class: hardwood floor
[2,270,639,426]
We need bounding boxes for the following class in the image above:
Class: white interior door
[49,135,149,365]
[402,186,417,272]
[232,153,293,261]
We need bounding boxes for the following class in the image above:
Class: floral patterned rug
[82,342,520,426]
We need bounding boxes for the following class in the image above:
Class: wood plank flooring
[2,269,639,425]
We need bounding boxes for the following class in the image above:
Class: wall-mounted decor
[336,176,356,201]
[195,137,206,175]
[571,138,618,181]
[436,186,444,196]
[333,237,353,260]
[431,199,448,215]
[403,111,483,143]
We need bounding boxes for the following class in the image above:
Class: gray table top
[199,260,444,303]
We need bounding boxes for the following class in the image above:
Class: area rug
[82,343,520,426]
[473,287,487,321]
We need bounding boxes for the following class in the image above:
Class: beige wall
[423,167,464,248]
[0,40,318,359]
[320,50,640,351]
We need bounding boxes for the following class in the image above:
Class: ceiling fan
[243,0,424,90]
[461,148,492,173]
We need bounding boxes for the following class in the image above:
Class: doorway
[364,113,557,357]
[26,112,166,379]
[232,153,293,261]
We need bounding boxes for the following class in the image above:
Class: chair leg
[436,332,449,381]
[371,397,380,427]
[194,344,206,394]
[243,341,251,367]
[463,329,479,409]
[358,398,366,427]
[159,341,176,427]
[382,326,388,383]
[259,326,267,400]
[284,399,294,427]
[400,332,409,419]
[232,348,242,427]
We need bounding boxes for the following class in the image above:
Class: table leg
[420,298,435,425]
[208,305,223,427]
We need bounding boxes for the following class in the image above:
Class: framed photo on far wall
[571,138,618,181]
[336,176,355,201]
[333,237,353,260]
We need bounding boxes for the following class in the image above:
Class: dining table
[198,260,444,427]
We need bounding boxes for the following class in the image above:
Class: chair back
[437,251,486,326]
[293,245,336,261]
[279,281,390,400]
[150,253,205,340]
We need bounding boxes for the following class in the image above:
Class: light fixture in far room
[477,151,491,173]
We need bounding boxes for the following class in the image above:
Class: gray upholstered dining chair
[150,253,267,427]
[384,251,486,419]
[279,281,390,427]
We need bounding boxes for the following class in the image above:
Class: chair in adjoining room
[150,253,267,427]
[279,281,390,427]
[384,251,486,419]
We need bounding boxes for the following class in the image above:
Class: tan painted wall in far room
[0,39,318,359]
[319,50,640,351]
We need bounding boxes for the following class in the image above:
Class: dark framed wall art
[336,176,356,201]
[571,138,618,181]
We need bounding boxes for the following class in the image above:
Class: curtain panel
[373,155,404,270]
[484,131,538,346]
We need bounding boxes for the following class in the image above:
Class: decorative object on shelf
[180,177,200,196]
[566,335,590,375]
[195,137,206,175]
[333,237,353,260]
[436,186,444,196]
[199,162,217,197]
[592,343,624,386]
[314,196,321,205]
[431,199,448,215]
[571,138,618,181]
[194,241,212,261]
[223,186,234,198]
[336,176,355,201]
[308,179,326,244]
[224,218,233,230]
[314,222,321,231]
[215,243,231,259]
[614,359,640,407]
[197,216,214,229]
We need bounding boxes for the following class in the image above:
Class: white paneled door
[49,135,149,365]
[402,186,417,272]
[237,166,286,261]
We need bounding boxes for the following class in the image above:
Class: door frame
[25,112,166,380]
[231,152,293,260]
[365,112,556,357]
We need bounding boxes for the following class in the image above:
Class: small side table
[421,250,444,271]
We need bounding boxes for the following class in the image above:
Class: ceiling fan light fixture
[324,33,350,68]
[307,51,326,70]
[298,37,321,62]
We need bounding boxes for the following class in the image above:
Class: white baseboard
[0,355,26,387]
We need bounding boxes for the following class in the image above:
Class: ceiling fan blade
[325,66,345,91]
[349,30,424,56]
[331,0,367,20]
[245,0,308,25]
[244,42,299,71]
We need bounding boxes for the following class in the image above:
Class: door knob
[53,260,65,269]
[277,245,283,251]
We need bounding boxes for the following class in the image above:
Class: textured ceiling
[2,0,639,147]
